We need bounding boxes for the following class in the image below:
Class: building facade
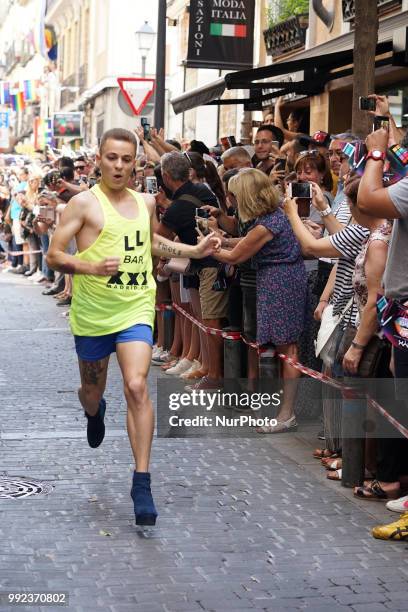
[263,0,408,133]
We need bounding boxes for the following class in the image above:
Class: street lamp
[135,21,155,78]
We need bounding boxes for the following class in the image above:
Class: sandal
[321,453,341,467]
[327,469,342,481]
[354,480,400,501]
[313,448,335,460]
[326,458,342,471]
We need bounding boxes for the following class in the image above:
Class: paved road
[1,271,408,612]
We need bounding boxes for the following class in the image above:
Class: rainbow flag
[210,23,247,37]
[23,80,34,101]
[10,91,25,112]
[34,117,53,149]
[0,81,10,105]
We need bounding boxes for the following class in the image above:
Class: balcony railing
[342,0,402,22]
[263,15,308,58]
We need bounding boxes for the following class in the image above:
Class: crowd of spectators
[1,93,408,540]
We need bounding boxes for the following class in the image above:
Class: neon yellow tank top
[70,184,156,336]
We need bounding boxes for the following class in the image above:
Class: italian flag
[210,23,247,37]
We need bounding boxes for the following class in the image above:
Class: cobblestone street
[1,272,408,612]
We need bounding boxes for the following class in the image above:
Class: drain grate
[0,477,53,499]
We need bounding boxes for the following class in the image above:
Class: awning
[170,39,394,114]
[77,76,119,109]
[170,77,226,115]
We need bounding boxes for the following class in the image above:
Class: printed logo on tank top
[106,231,149,291]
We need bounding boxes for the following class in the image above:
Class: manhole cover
[0,477,53,499]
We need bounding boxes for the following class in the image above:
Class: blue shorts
[74,323,153,362]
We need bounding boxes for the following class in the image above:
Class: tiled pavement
[1,271,408,612]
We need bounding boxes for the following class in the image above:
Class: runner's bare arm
[46,194,120,276]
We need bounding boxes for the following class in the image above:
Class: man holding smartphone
[46,128,220,527]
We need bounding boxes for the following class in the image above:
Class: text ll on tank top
[70,185,156,336]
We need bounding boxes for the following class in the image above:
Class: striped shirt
[319,198,351,265]
[329,224,370,327]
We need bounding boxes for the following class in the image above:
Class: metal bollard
[223,335,243,408]
[163,307,175,351]
[341,384,366,488]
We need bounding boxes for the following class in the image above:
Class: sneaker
[185,376,223,391]
[151,346,163,360]
[34,276,48,284]
[372,512,408,540]
[85,398,106,448]
[15,264,29,275]
[30,270,43,281]
[257,415,298,434]
[165,358,193,376]
[130,471,158,526]
[180,360,201,379]
[151,350,171,365]
[24,268,38,277]
[317,429,326,441]
[386,495,408,513]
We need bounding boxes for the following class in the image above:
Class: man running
[47,128,219,526]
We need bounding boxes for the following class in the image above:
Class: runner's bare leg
[115,341,153,472]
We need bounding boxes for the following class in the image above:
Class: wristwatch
[366,150,386,162]
[319,207,332,217]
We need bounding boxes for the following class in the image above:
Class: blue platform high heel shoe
[130,471,158,526]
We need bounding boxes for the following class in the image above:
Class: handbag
[315,298,353,362]
[336,327,386,377]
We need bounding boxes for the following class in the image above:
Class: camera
[288,182,312,199]
[359,97,376,111]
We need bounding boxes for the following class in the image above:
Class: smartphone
[145,176,158,194]
[275,158,286,172]
[288,182,312,199]
[373,115,389,131]
[196,207,210,219]
[359,96,376,111]
[227,135,237,147]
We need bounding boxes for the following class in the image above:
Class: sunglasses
[297,149,322,158]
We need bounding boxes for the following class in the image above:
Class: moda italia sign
[187,0,255,70]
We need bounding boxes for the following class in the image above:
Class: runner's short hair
[99,128,137,154]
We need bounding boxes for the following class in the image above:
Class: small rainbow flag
[0,81,10,105]
[210,23,247,37]
[10,91,25,112]
[23,80,34,101]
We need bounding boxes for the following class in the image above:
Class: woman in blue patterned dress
[213,168,308,432]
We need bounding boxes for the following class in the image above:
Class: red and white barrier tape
[156,303,408,439]
[172,303,241,340]
[6,249,43,256]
